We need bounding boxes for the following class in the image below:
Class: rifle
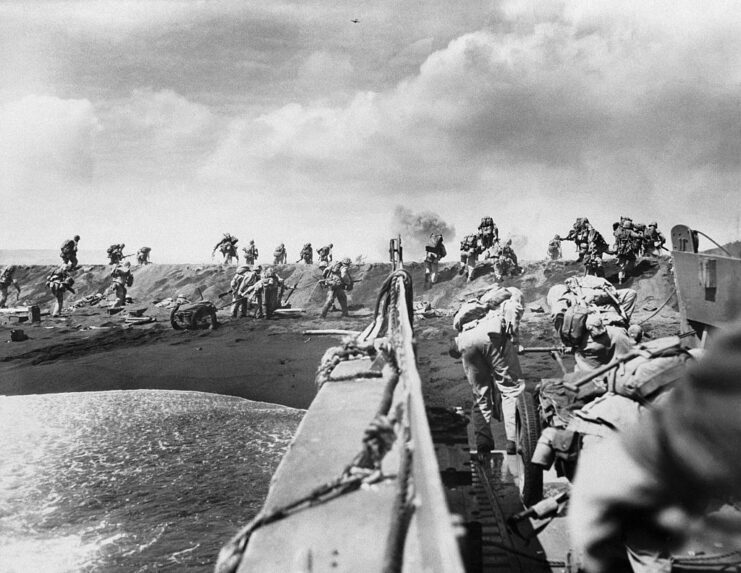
[517,345,569,354]
[217,290,233,299]
[282,282,300,305]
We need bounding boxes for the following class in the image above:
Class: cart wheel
[192,306,218,330]
[515,391,543,506]
[170,305,183,330]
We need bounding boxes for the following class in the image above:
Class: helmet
[627,324,643,342]
[250,239,254,244]
[255,265,263,272]
[265,267,276,277]
[341,257,351,265]
[582,218,589,225]
[123,261,131,268]
[649,221,657,227]
[73,235,80,241]
[280,243,284,247]
[621,220,632,229]
[585,313,605,336]
[236,265,249,274]
[329,243,333,248]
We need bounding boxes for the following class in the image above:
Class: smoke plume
[391,206,456,255]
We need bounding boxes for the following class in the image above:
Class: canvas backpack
[559,305,590,347]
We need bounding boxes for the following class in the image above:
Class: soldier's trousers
[231,297,248,318]
[424,260,439,284]
[0,285,8,308]
[263,286,281,318]
[321,287,348,318]
[460,330,524,450]
[113,284,127,307]
[51,289,64,317]
[463,253,477,281]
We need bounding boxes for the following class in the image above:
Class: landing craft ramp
[671,224,741,342]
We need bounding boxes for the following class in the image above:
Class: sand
[0,257,680,413]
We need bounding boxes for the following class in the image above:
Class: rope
[637,288,677,325]
[694,230,735,257]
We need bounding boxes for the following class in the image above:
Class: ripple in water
[0,390,304,572]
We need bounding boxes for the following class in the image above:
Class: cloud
[0,95,98,195]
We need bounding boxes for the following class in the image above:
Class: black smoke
[391,206,456,255]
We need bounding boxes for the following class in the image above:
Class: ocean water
[0,390,304,573]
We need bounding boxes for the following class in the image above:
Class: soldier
[642,222,666,257]
[582,224,613,278]
[320,258,354,318]
[547,235,562,260]
[60,235,80,269]
[107,243,126,265]
[569,323,741,573]
[561,217,590,261]
[252,267,285,319]
[613,218,643,283]
[212,234,239,265]
[110,261,133,307]
[230,265,257,318]
[424,233,447,288]
[46,264,75,317]
[242,240,258,266]
[477,216,499,249]
[298,243,313,264]
[0,266,21,308]
[136,246,152,265]
[316,243,334,269]
[273,243,287,265]
[449,284,525,457]
[501,239,519,272]
[459,234,479,282]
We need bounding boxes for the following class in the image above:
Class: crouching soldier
[137,246,152,265]
[449,284,525,458]
[230,266,258,318]
[110,262,133,307]
[320,258,353,318]
[60,235,80,269]
[46,265,75,317]
[0,266,21,308]
[273,243,287,265]
[459,234,479,282]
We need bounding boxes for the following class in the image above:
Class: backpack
[480,217,494,228]
[453,301,489,331]
[61,240,75,252]
[559,305,590,347]
[126,274,134,287]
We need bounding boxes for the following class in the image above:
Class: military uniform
[452,286,525,453]
[273,244,287,265]
[0,266,21,308]
[213,234,239,265]
[107,243,125,266]
[317,244,333,268]
[46,266,75,316]
[642,223,666,257]
[137,247,151,265]
[110,262,133,307]
[299,244,313,264]
[459,234,479,281]
[547,236,562,260]
[321,259,353,318]
[424,234,447,287]
[253,268,285,319]
[242,241,258,266]
[60,236,80,268]
[231,266,261,318]
[477,217,498,249]
[569,324,741,573]
[613,220,643,283]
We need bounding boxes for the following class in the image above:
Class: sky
[1,0,739,263]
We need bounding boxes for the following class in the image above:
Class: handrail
[387,275,466,573]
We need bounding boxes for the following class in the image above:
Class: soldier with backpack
[212,234,239,265]
[252,267,286,319]
[613,218,643,283]
[136,246,152,265]
[449,283,525,457]
[110,261,134,307]
[0,266,21,308]
[547,235,563,260]
[60,235,80,269]
[477,216,498,249]
[242,240,258,266]
[107,243,126,265]
[46,264,75,317]
[320,258,354,318]
[298,243,313,264]
[424,233,447,288]
[273,243,287,265]
[459,234,479,282]
[317,244,334,269]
